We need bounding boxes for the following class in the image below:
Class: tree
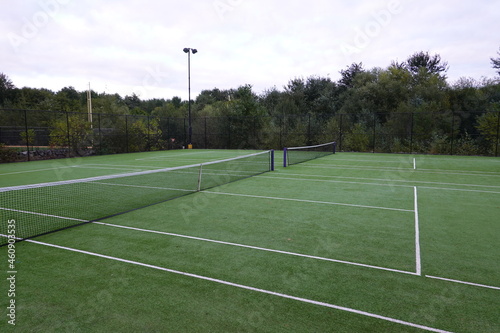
[338,63,364,89]
[491,47,500,77]
[49,114,93,156]
[449,78,488,112]
[0,73,15,105]
[405,51,449,76]
[16,87,55,109]
[54,86,82,111]
[195,89,229,107]
[230,84,265,117]
[171,96,183,108]
[476,110,500,153]
[303,76,340,114]
[21,129,36,146]
[282,78,307,115]
[259,87,282,115]
[124,93,142,111]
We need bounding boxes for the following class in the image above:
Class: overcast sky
[2,0,499,100]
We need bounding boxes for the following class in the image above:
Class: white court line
[257,175,415,189]
[82,163,214,170]
[95,222,417,275]
[418,186,500,195]
[71,165,145,172]
[390,155,500,163]
[23,238,454,333]
[413,158,416,170]
[304,164,412,171]
[85,164,166,169]
[260,173,500,190]
[0,166,75,176]
[414,187,421,276]
[0,207,87,222]
[135,151,216,160]
[325,158,413,164]
[426,275,500,291]
[202,191,414,213]
[257,175,500,194]
[410,167,500,176]
[300,164,500,177]
[93,182,196,192]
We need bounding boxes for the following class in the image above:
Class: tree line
[1,50,500,157]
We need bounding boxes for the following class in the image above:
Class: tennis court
[1,149,499,332]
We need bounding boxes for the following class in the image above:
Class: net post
[270,150,275,171]
[333,142,337,154]
[197,164,203,191]
[283,148,288,167]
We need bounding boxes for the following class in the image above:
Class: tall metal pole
[184,47,197,149]
[87,82,93,128]
[187,50,192,148]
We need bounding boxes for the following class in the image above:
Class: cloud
[1,0,499,100]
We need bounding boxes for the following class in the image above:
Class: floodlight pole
[183,47,197,149]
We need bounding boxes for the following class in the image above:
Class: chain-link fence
[1,109,499,162]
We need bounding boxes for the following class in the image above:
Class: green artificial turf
[1,150,499,332]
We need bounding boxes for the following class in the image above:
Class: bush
[0,143,18,163]
[429,133,450,154]
[390,138,411,153]
[343,123,370,152]
[454,131,481,156]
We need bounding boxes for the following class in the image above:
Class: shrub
[0,143,18,163]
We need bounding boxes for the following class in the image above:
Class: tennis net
[283,142,336,167]
[0,150,274,246]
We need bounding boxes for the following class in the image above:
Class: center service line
[414,186,422,276]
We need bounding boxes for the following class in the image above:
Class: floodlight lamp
[192,49,198,54]
[183,48,190,53]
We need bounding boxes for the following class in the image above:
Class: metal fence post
[279,115,283,149]
[183,117,187,147]
[307,113,311,144]
[410,112,414,153]
[97,113,102,155]
[24,109,30,161]
[372,113,377,153]
[495,111,500,157]
[254,116,257,148]
[450,112,455,155]
[204,117,208,149]
[339,113,343,151]
[166,117,170,149]
[146,115,150,151]
[66,111,71,158]
[125,115,129,153]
